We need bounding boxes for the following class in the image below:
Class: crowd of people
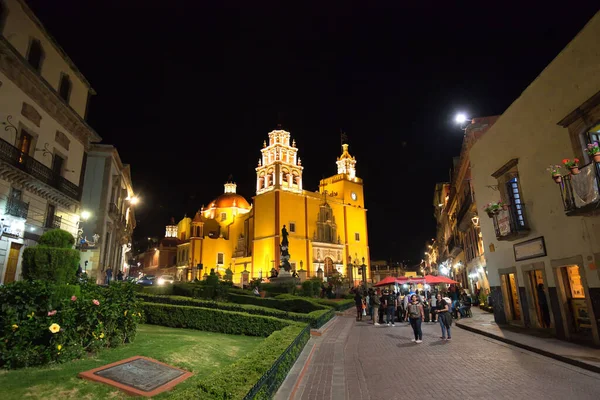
[352,284,474,342]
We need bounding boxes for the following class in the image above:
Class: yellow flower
[11,324,18,331]
[27,312,34,319]
[124,310,128,316]
[57,344,62,351]
[138,313,141,317]
[49,323,60,334]
[99,333,105,339]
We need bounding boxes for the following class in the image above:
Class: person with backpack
[406,294,425,343]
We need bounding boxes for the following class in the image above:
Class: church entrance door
[324,257,334,277]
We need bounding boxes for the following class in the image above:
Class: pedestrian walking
[354,290,363,321]
[371,289,381,325]
[434,293,452,340]
[384,289,396,326]
[406,294,424,343]
[429,291,437,322]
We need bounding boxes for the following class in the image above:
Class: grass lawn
[0,324,263,399]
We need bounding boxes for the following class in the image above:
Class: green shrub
[139,294,334,328]
[21,246,80,284]
[228,293,326,313]
[140,285,174,295]
[0,280,142,369]
[142,303,288,336]
[38,229,75,248]
[260,281,297,295]
[170,324,309,400]
[275,294,354,311]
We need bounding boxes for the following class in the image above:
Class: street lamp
[455,112,473,131]
[76,210,91,247]
[128,196,139,205]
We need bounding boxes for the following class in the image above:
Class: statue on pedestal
[280,225,292,272]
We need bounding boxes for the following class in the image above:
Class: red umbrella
[425,275,458,284]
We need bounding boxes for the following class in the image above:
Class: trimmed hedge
[170,324,309,399]
[228,293,326,313]
[142,303,289,336]
[21,229,79,284]
[275,294,355,311]
[139,294,334,328]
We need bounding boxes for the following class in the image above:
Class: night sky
[26,1,599,263]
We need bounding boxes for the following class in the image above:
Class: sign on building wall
[1,215,25,239]
[497,210,511,236]
[514,236,547,262]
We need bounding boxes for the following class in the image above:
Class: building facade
[154,128,371,285]
[80,144,136,283]
[470,12,600,345]
[0,0,100,284]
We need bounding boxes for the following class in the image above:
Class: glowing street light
[81,210,91,221]
[454,113,468,124]
[129,196,139,205]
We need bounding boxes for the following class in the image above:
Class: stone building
[469,11,600,345]
[79,144,137,283]
[0,0,100,283]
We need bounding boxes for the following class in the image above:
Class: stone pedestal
[298,269,307,282]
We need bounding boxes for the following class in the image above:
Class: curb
[456,322,600,374]
[311,315,337,336]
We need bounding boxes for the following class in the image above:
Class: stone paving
[277,311,600,400]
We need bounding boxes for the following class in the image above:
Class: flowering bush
[587,142,599,155]
[562,158,580,168]
[546,165,562,175]
[0,280,143,369]
[483,201,507,214]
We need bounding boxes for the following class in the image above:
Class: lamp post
[76,210,91,249]
[347,256,353,288]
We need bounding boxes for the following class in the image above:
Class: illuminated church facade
[170,128,370,285]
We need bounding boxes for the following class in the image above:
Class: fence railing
[243,325,310,399]
[5,196,29,219]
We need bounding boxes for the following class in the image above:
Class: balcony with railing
[45,214,62,230]
[5,197,29,219]
[0,136,81,201]
[447,235,463,257]
[456,189,474,231]
[491,204,530,241]
[559,162,600,216]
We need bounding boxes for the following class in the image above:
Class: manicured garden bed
[140,293,335,328]
[0,324,263,400]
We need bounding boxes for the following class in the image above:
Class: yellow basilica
[171,128,370,285]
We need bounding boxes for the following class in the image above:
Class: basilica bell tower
[255,126,303,195]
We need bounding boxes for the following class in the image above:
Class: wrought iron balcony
[447,235,463,257]
[456,190,475,232]
[491,204,530,241]
[0,136,81,201]
[5,197,29,219]
[108,202,119,215]
[559,162,600,216]
[45,215,62,229]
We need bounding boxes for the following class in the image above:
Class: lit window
[221,212,227,221]
[289,222,296,233]
[217,253,224,265]
[355,233,360,241]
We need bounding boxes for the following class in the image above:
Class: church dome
[209,193,251,210]
[208,182,251,210]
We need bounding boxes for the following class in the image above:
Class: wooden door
[3,243,22,284]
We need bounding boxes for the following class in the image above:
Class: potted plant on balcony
[546,165,562,183]
[562,158,580,175]
[483,201,507,218]
[587,142,600,162]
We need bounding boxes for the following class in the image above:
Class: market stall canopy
[373,276,399,287]
[424,275,459,284]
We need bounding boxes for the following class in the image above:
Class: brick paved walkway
[276,312,600,400]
